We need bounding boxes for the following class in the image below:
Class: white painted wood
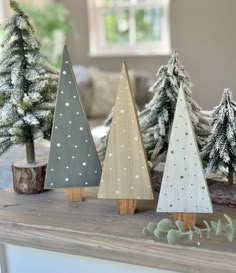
[98,63,153,200]
[157,85,213,213]
[0,244,8,273]
[5,244,176,273]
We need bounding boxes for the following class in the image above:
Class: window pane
[135,8,162,43]
[136,0,161,3]
[105,0,130,5]
[104,9,129,44]
[137,0,152,2]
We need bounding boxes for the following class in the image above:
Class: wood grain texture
[45,46,101,189]
[116,199,136,215]
[98,63,153,200]
[0,189,235,273]
[12,159,47,194]
[64,188,84,202]
[173,213,196,229]
[157,86,213,213]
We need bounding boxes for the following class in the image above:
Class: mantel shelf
[0,187,235,273]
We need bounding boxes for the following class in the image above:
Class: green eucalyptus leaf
[203,220,211,239]
[175,220,185,232]
[194,226,202,238]
[147,222,157,233]
[224,214,233,225]
[210,221,218,231]
[157,219,173,233]
[143,226,150,236]
[154,228,163,238]
[226,224,234,242]
[167,230,182,245]
[216,220,222,236]
[188,230,193,241]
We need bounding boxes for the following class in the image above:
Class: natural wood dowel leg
[64,188,84,202]
[116,199,137,215]
[173,213,196,230]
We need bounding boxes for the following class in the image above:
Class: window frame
[87,0,171,57]
[0,0,4,23]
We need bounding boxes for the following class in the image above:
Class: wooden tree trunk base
[173,213,196,230]
[64,188,84,202]
[12,159,47,194]
[116,199,137,215]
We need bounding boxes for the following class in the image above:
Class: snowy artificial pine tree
[201,89,236,185]
[0,0,58,163]
[98,52,210,168]
[139,51,210,167]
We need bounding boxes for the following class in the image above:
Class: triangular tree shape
[157,85,213,214]
[45,46,101,191]
[98,63,154,205]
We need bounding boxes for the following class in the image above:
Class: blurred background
[0,0,235,191]
[1,0,236,111]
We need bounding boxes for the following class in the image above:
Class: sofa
[72,65,153,138]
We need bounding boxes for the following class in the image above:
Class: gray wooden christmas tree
[157,84,213,228]
[45,46,101,201]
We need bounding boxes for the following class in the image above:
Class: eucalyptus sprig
[143,214,234,245]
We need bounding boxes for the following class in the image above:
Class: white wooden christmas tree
[98,62,154,214]
[44,46,102,201]
[157,84,213,228]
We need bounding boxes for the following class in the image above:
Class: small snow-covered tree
[201,89,236,184]
[139,51,210,166]
[0,0,58,163]
[98,51,210,168]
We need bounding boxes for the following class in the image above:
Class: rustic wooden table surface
[0,187,235,273]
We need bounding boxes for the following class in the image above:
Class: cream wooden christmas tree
[45,46,102,202]
[98,62,154,214]
[157,84,213,228]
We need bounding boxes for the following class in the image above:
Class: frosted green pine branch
[201,89,236,184]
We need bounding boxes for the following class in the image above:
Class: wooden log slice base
[173,213,196,230]
[64,188,84,202]
[12,159,47,194]
[116,199,137,215]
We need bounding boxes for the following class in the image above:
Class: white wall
[59,0,236,110]
[4,244,177,273]
[0,0,4,22]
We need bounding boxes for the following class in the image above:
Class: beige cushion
[88,68,136,118]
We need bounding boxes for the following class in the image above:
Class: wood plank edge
[0,220,235,273]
